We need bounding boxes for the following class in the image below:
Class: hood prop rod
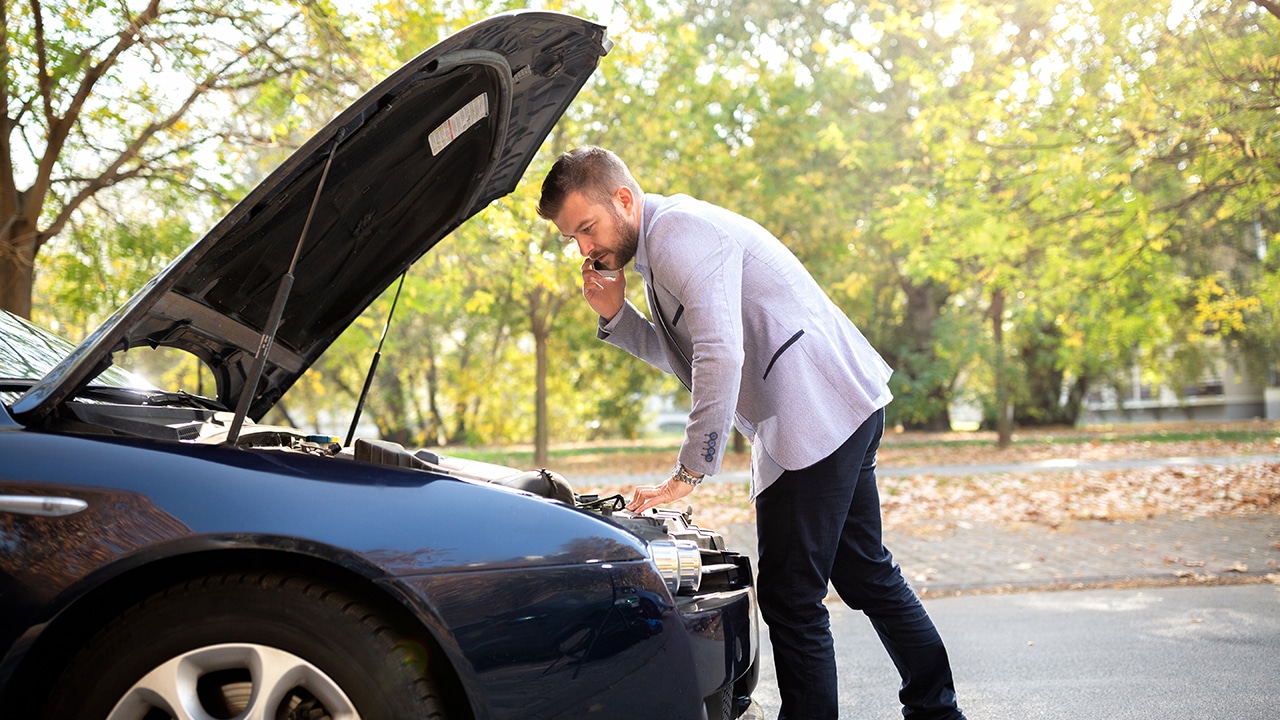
[226,141,340,445]
[344,270,406,447]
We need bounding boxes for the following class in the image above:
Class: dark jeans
[755,408,964,720]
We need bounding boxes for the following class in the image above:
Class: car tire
[40,572,450,720]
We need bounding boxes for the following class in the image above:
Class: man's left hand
[627,477,696,514]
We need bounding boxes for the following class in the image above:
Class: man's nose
[576,238,594,259]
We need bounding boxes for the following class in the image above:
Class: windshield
[1,310,154,403]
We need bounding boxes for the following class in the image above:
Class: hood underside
[14,12,608,425]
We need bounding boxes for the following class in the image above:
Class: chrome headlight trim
[649,539,702,595]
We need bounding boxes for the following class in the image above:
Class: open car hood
[13,11,608,425]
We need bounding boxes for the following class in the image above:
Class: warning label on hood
[429,93,490,156]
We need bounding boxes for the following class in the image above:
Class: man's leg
[826,412,965,719]
[755,411,883,719]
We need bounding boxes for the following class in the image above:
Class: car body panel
[0,418,758,719]
[0,417,643,713]
[0,423,644,608]
[399,559,757,719]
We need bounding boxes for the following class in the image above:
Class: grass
[447,439,686,467]
[438,420,1280,532]
[443,420,1280,475]
[878,428,1280,448]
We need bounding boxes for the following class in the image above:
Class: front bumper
[679,589,759,719]
[401,559,758,719]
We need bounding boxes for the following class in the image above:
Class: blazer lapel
[637,196,694,390]
[644,280,693,390]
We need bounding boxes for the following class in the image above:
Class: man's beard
[605,202,639,270]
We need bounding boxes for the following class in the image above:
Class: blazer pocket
[762,330,804,381]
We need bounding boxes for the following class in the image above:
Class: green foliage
[24,0,1279,452]
[34,190,197,338]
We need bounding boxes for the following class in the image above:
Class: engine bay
[50,397,754,597]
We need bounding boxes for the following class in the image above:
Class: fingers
[580,259,625,322]
[627,485,661,513]
[626,478,695,514]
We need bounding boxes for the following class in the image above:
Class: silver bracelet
[672,463,703,487]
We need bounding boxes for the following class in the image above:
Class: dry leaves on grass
[556,422,1279,477]
[880,436,1280,468]
[585,462,1280,533]
[879,462,1280,527]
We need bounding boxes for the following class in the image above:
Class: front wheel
[42,572,450,720]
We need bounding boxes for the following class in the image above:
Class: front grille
[703,685,733,720]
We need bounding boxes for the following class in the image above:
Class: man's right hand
[581,257,626,322]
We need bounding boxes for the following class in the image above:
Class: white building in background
[1080,216,1280,424]
[1081,347,1279,424]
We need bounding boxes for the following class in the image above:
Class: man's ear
[615,185,635,214]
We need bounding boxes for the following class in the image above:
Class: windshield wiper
[75,386,228,411]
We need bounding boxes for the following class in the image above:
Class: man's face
[553,189,639,272]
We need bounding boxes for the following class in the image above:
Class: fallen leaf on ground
[878,463,1280,529]
[584,459,1280,532]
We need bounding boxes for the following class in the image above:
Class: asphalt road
[751,583,1280,719]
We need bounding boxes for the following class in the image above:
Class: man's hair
[537,146,642,220]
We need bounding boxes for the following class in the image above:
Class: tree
[990,0,1277,438]
[26,0,1275,453]
[2,0,363,319]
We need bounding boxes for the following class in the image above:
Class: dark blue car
[0,12,759,719]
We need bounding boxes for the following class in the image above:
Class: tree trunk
[424,353,445,447]
[891,279,955,431]
[1014,318,1077,427]
[991,288,1012,449]
[0,220,37,319]
[529,287,554,468]
[449,401,468,445]
[534,312,549,467]
[374,358,414,446]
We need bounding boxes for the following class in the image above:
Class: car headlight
[649,539,702,595]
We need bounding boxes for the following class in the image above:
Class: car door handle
[0,495,90,517]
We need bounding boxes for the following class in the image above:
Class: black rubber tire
[40,572,449,720]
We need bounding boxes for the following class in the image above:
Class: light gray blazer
[599,193,893,498]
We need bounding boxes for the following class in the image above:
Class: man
[538,146,966,720]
